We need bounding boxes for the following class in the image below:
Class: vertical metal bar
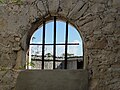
[53,16,56,69]
[42,21,45,69]
[65,21,68,69]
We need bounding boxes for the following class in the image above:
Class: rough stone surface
[0,0,120,90]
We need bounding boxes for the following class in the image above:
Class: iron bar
[42,21,45,69]
[53,16,56,69]
[65,21,68,69]
[30,43,79,45]
[32,59,83,62]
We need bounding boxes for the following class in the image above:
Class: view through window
[27,17,83,69]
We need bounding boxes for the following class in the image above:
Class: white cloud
[30,45,42,55]
[68,40,82,56]
[30,40,83,56]
[45,46,53,55]
[56,40,83,56]
[56,45,65,56]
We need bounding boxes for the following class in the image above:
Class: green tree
[45,53,53,57]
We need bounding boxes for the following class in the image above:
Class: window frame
[28,16,83,70]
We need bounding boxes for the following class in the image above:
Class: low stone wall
[15,70,88,90]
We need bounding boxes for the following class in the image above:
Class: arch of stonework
[0,0,120,90]
[20,0,88,69]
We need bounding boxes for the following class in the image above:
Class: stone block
[93,37,108,49]
[37,0,48,16]
[48,0,59,14]
[67,0,85,18]
[15,70,88,90]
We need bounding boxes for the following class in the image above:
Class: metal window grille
[30,16,80,69]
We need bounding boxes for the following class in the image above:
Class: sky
[30,21,83,57]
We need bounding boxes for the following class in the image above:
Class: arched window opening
[27,17,83,70]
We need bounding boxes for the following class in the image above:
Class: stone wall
[0,0,120,90]
[15,70,88,90]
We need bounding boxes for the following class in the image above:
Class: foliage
[0,0,23,4]
[29,61,35,67]
[11,0,23,4]
[0,0,5,3]
[45,53,53,57]
[26,61,35,68]
[26,56,35,68]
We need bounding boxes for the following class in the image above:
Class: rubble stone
[0,0,119,90]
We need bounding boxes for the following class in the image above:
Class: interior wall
[0,0,120,90]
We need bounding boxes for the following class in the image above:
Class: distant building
[31,55,83,69]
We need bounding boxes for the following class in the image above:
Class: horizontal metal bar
[31,59,83,62]
[30,43,79,45]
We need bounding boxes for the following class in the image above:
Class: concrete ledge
[15,70,88,90]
